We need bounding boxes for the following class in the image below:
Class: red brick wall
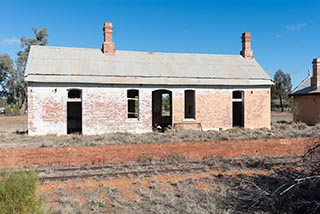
[172,88,270,130]
[0,138,309,169]
[197,91,232,129]
[245,89,271,128]
[294,95,320,125]
[172,90,233,129]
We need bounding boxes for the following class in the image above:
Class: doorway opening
[67,89,82,134]
[232,91,244,127]
[152,90,172,131]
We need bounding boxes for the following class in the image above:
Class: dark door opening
[232,91,244,127]
[67,102,82,134]
[67,89,82,134]
[185,90,195,119]
[152,90,172,130]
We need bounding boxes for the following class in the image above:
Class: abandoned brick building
[291,58,320,124]
[25,22,273,135]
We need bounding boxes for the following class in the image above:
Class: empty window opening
[127,89,139,119]
[233,91,242,99]
[68,90,81,99]
[152,90,172,131]
[184,90,195,119]
[67,89,82,134]
[232,91,244,127]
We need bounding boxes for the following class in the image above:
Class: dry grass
[50,180,231,214]
[42,155,302,214]
[1,122,320,149]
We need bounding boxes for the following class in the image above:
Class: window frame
[232,91,243,102]
[127,89,139,119]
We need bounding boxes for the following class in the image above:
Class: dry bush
[2,121,320,149]
[224,139,320,214]
[137,153,189,164]
[0,170,46,214]
[227,173,320,214]
[303,138,320,174]
[130,180,231,214]
[159,153,188,163]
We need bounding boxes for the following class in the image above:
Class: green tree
[271,70,292,112]
[5,27,48,112]
[0,54,14,98]
[16,27,48,74]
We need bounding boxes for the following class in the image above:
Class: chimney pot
[311,58,320,90]
[102,22,115,54]
[240,32,253,59]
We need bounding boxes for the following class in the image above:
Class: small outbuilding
[25,22,273,135]
[291,58,320,125]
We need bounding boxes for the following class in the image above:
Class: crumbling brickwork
[28,84,270,135]
[28,85,67,135]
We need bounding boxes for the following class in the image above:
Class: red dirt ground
[0,115,27,133]
[0,137,311,168]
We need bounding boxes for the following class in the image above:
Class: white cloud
[0,37,20,46]
[286,23,307,31]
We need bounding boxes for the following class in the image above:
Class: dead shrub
[137,155,157,164]
[160,153,188,163]
[225,139,320,214]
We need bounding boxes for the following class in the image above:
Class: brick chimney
[102,22,115,54]
[311,58,320,90]
[240,32,253,59]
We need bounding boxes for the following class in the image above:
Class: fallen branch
[280,175,320,196]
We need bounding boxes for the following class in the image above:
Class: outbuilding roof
[291,74,320,96]
[25,45,273,86]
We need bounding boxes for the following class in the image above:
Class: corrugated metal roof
[25,45,273,86]
[291,74,320,95]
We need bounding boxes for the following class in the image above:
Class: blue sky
[1,0,320,88]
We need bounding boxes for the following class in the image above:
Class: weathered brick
[28,85,270,135]
[294,95,320,125]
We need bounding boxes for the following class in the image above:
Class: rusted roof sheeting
[25,46,273,86]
